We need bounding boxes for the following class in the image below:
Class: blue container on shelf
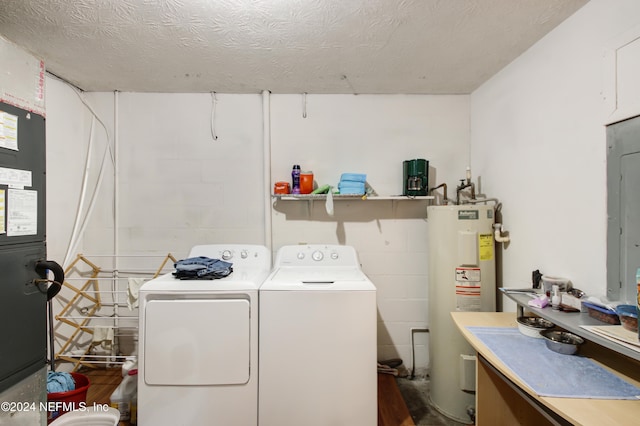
[582,301,620,325]
[615,304,638,332]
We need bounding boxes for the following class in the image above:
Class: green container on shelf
[402,159,428,196]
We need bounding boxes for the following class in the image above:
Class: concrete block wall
[46,88,469,373]
[270,94,469,371]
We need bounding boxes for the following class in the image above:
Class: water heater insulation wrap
[427,205,496,423]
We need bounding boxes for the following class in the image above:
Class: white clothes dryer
[259,244,377,426]
[138,245,270,426]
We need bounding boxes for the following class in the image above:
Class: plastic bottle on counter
[291,165,301,194]
[551,284,561,310]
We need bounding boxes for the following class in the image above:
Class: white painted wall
[46,77,114,266]
[114,92,266,256]
[270,94,469,369]
[46,90,267,260]
[270,94,469,196]
[46,89,268,361]
[45,89,469,373]
[470,0,640,311]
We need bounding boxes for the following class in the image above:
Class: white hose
[62,116,94,266]
[64,138,113,266]
[62,88,115,267]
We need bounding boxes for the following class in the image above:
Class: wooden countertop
[451,311,640,426]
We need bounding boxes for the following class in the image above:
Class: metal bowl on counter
[540,330,584,355]
[516,316,555,338]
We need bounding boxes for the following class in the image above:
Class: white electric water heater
[427,204,496,423]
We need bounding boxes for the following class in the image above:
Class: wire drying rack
[53,253,177,371]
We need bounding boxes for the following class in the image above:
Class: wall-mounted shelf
[272,194,434,201]
[502,289,640,362]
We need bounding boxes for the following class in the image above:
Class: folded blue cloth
[338,181,365,195]
[340,173,366,183]
[47,372,75,394]
[338,182,365,189]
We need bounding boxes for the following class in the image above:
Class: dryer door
[144,298,250,385]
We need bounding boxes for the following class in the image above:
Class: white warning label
[455,267,481,312]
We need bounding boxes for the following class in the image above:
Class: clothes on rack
[55,253,177,371]
[127,277,146,310]
[92,326,114,350]
[173,256,233,280]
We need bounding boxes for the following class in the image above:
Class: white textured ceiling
[0,0,588,94]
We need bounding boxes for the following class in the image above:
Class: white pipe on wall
[113,91,120,358]
[262,90,272,260]
[114,91,119,261]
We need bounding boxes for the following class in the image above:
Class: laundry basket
[48,406,120,426]
[47,373,90,424]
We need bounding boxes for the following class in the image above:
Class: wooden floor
[81,368,131,426]
[81,368,413,426]
[378,373,416,426]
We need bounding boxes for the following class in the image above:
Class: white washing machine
[259,244,377,426]
[138,244,271,426]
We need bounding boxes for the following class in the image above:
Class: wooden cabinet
[452,312,640,426]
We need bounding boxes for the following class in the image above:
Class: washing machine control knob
[330,251,339,260]
[312,250,324,261]
[240,250,248,259]
[297,252,305,260]
[222,250,233,260]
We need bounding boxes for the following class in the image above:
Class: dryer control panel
[188,244,271,268]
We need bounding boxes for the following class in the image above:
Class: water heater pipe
[460,197,499,206]
[493,223,510,243]
[262,90,273,257]
[410,327,429,379]
[428,183,448,205]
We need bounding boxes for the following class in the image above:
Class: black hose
[36,260,65,371]
[36,260,65,301]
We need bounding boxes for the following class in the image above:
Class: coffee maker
[403,159,428,196]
